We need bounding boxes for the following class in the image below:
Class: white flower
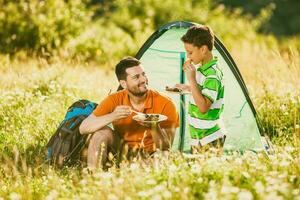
[191,163,201,174]
[183,187,189,194]
[107,194,119,200]
[169,164,177,173]
[162,190,172,198]
[221,186,239,194]
[79,179,88,185]
[242,172,251,179]
[254,181,265,194]
[146,179,156,185]
[265,192,284,200]
[45,190,58,200]
[9,193,21,200]
[152,194,161,200]
[130,163,139,171]
[237,190,253,200]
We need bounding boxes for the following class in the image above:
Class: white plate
[133,114,167,123]
[165,86,191,95]
[165,90,191,95]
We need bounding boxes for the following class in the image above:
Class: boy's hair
[115,56,141,81]
[181,25,214,51]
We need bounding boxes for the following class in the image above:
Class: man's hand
[183,59,196,83]
[111,105,131,121]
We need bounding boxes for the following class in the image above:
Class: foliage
[0,0,92,55]
[2,0,299,65]
[255,92,300,145]
[215,0,300,36]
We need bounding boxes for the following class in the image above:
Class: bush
[0,0,92,55]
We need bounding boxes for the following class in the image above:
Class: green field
[0,51,299,199]
[1,0,300,199]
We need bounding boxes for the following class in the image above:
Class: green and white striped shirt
[188,57,225,146]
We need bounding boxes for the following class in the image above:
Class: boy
[176,25,225,151]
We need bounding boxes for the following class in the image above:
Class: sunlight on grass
[0,33,300,200]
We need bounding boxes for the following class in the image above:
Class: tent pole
[179,52,186,151]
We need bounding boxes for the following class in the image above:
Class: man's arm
[79,113,114,135]
[79,105,131,134]
[150,124,175,150]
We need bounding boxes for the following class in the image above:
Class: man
[80,57,179,169]
[175,25,226,151]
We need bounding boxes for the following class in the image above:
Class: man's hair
[115,56,141,81]
[181,25,214,51]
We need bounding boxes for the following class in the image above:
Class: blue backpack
[46,99,97,167]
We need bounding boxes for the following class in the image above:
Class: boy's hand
[175,83,191,92]
[183,60,196,83]
[183,59,192,69]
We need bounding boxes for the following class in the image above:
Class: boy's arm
[183,61,212,114]
[189,79,212,114]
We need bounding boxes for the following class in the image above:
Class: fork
[131,110,146,116]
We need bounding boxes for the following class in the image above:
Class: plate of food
[133,113,167,123]
[165,86,191,94]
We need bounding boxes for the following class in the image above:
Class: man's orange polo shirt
[93,89,179,152]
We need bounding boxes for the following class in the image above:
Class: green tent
[135,21,266,153]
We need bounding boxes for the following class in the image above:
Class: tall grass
[1,4,300,196]
[1,43,300,198]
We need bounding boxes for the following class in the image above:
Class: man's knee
[89,126,114,147]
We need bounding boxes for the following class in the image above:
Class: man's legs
[87,126,115,169]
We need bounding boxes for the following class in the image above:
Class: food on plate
[144,114,160,121]
[165,86,182,92]
[133,114,167,123]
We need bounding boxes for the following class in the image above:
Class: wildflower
[116,178,124,184]
[292,189,300,196]
[146,179,156,185]
[153,184,166,193]
[265,192,284,200]
[101,171,114,180]
[79,179,88,186]
[221,186,239,194]
[9,192,21,200]
[130,163,139,171]
[162,190,172,198]
[241,172,251,179]
[183,187,189,194]
[152,194,161,200]
[45,190,58,200]
[204,187,219,200]
[107,194,119,200]
[254,181,265,194]
[237,190,253,200]
[168,164,177,173]
[191,163,201,174]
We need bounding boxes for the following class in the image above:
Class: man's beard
[128,84,148,97]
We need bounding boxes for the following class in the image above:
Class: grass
[0,45,300,199]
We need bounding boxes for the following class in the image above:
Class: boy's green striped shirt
[188,57,225,143]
